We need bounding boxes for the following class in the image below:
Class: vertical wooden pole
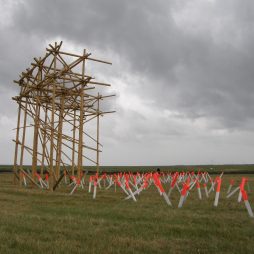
[13,103,22,183]
[41,108,48,176]
[32,63,42,180]
[71,110,76,176]
[96,94,100,175]
[49,43,57,190]
[32,96,40,180]
[56,95,64,179]
[77,49,86,178]
[19,98,28,185]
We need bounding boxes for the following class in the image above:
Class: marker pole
[178,182,189,208]
[214,178,221,207]
[93,180,97,199]
[238,178,247,203]
[241,190,254,218]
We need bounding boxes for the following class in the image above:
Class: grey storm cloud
[8,0,254,130]
[0,0,254,165]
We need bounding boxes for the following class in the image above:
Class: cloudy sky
[1,0,254,166]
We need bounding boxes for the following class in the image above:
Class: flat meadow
[0,171,254,254]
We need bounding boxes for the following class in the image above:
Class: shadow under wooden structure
[12,41,115,191]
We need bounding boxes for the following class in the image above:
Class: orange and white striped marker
[238,178,247,203]
[178,178,190,208]
[214,177,222,207]
[167,173,179,197]
[35,173,47,189]
[70,178,80,195]
[241,190,254,218]
[153,174,172,206]
[93,179,97,199]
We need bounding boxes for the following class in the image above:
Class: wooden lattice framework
[12,41,114,190]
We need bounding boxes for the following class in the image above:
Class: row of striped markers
[87,171,253,218]
[20,170,254,218]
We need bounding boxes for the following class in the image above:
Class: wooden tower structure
[12,41,114,190]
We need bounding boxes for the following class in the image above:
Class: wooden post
[56,94,64,179]
[49,42,57,191]
[41,108,48,176]
[77,49,86,178]
[71,110,76,176]
[13,103,21,183]
[19,98,28,185]
[32,96,40,180]
[96,93,100,175]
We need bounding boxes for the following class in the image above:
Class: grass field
[0,173,254,254]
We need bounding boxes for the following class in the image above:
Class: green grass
[0,173,254,253]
